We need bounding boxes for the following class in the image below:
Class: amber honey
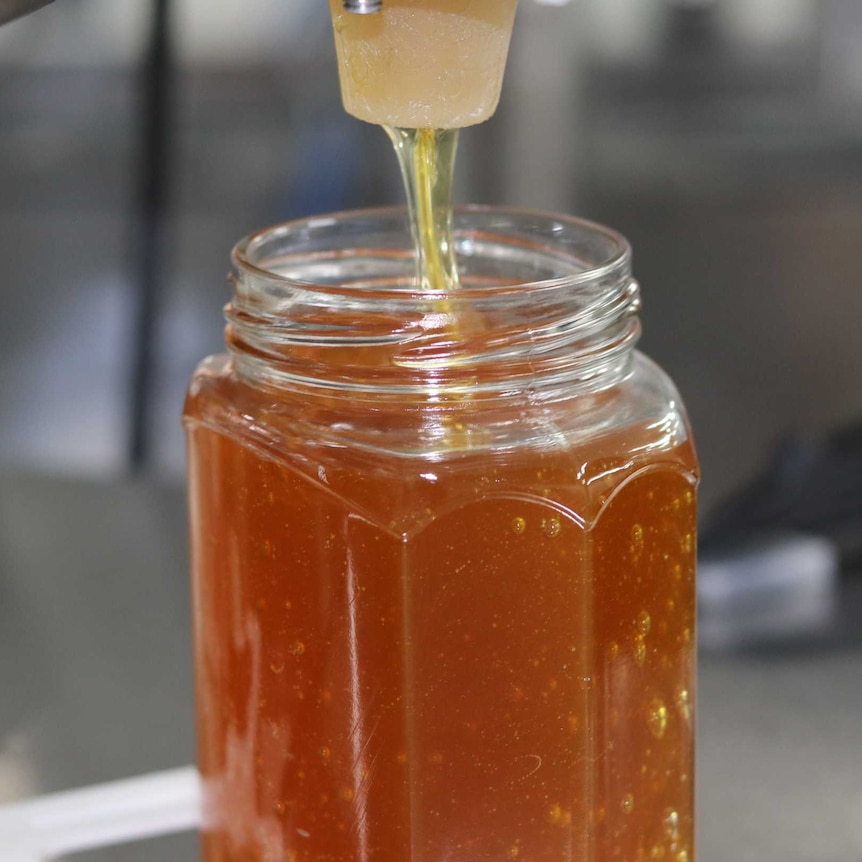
[187,372,696,862]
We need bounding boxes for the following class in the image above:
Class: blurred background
[1,0,861,501]
[1,0,861,860]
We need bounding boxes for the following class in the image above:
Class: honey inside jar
[187,424,696,862]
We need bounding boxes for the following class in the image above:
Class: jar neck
[226,207,640,404]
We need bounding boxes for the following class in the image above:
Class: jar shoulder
[552,349,697,479]
[616,350,695,452]
[183,353,237,425]
[185,351,697,531]
[185,350,695,471]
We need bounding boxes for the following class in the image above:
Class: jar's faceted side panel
[400,494,595,862]
[589,468,696,862]
[189,424,413,862]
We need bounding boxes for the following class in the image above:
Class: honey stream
[385,127,460,294]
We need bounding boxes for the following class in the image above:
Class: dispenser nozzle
[343,0,382,13]
[330,0,519,129]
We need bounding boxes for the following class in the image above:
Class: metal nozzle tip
[343,0,382,13]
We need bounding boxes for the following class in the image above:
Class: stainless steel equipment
[343,0,382,13]
[0,0,54,25]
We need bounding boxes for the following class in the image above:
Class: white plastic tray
[0,767,199,862]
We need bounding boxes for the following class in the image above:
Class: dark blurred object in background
[3,0,862,515]
[699,420,862,651]
[0,0,55,26]
[703,422,862,561]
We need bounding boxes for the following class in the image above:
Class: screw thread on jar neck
[227,207,639,401]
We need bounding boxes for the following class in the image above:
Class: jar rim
[225,205,640,402]
[231,205,631,299]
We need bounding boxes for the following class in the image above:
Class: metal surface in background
[0,0,54,26]
[343,0,382,13]
[129,0,174,470]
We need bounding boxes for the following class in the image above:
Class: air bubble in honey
[631,523,644,552]
[512,516,527,535]
[621,792,635,815]
[634,634,647,667]
[637,610,652,635]
[547,803,571,826]
[542,517,561,538]
[647,699,668,739]
[663,808,679,840]
[675,688,692,723]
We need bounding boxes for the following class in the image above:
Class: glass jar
[185,207,698,862]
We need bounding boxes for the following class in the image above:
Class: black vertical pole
[129,0,172,470]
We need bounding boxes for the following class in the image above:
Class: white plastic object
[0,766,199,862]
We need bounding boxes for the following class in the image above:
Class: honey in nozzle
[329,0,519,129]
